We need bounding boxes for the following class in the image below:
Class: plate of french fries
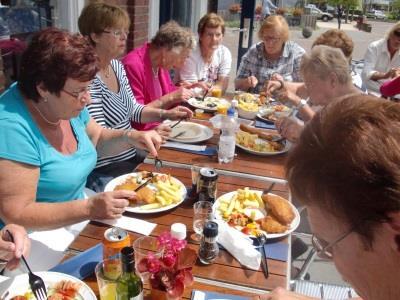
[236,124,290,156]
[104,171,187,213]
[213,188,300,238]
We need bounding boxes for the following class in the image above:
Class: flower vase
[150,287,182,300]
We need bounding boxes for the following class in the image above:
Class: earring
[43,98,48,103]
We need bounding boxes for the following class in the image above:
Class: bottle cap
[227,107,235,117]
[203,221,218,238]
[120,246,135,263]
[171,223,187,240]
[231,99,238,107]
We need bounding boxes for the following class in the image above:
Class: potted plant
[229,3,241,14]
[276,7,287,15]
[138,232,197,300]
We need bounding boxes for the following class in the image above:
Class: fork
[6,230,47,300]
[263,182,275,195]
[170,119,183,129]
[256,232,269,278]
[154,157,163,171]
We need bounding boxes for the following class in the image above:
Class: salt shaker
[198,221,219,264]
[171,223,186,240]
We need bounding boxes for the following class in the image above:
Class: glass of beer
[211,85,222,98]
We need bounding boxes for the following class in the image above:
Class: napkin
[50,243,103,280]
[264,241,289,261]
[162,142,217,156]
[96,215,157,236]
[191,290,251,300]
[3,220,90,276]
[215,220,261,270]
[254,120,276,130]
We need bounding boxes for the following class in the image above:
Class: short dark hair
[286,95,400,247]
[18,27,98,102]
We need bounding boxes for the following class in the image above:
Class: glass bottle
[116,246,144,300]
[198,221,219,264]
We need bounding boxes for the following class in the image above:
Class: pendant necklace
[31,103,61,127]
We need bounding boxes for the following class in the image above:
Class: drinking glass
[211,85,222,98]
[190,163,210,197]
[95,259,121,300]
[192,201,213,242]
[132,236,162,282]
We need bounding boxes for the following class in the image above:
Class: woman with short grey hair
[123,21,202,131]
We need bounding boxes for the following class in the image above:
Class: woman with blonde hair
[235,15,305,93]
[176,13,232,93]
[362,21,400,95]
[123,21,201,131]
[78,3,191,191]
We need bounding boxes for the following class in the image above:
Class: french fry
[226,194,237,215]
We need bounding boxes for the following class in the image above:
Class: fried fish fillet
[262,193,295,225]
[114,178,156,204]
[261,215,288,233]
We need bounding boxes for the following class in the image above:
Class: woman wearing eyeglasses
[78,3,192,191]
[361,22,400,96]
[258,96,400,300]
[235,15,305,93]
[0,27,163,230]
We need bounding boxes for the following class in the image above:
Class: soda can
[196,167,218,203]
[102,227,130,279]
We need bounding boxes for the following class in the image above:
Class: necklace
[151,66,159,78]
[31,103,61,127]
[104,64,112,78]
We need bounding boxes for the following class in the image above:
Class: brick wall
[103,0,150,50]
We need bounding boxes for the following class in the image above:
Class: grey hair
[300,45,351,85]
[151,21,196,51]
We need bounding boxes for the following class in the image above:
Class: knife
[134,177,153,192]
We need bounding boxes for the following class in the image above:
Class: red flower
[137,232,196,297]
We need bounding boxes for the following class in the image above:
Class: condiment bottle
[198,221,219,264]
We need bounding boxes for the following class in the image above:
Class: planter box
[285,15,301,27]
[361,23,372,32]
[301,14,318,29]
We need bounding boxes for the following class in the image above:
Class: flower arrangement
[276,7,288,15]
[292,8,304,17]
[138,232,197,299]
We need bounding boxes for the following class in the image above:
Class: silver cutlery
[154,157,163,171]
[171,119,183,129]
[171,131,185,139]
[263,182,275,195]
[255,232,269,278]
[6,230,47,300]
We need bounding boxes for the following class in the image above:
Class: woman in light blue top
[0,28,163,230]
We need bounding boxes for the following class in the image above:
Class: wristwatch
[296,99,308,110]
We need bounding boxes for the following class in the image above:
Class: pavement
[224,18,394,92]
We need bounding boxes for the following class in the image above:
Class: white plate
[236,139,291,156]
[187,97,223,111]
[0,271,96,299]
[104,172,187,213]
[213,191,300,239]
[169,122,213,143]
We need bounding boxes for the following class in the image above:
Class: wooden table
[66,119,291,299]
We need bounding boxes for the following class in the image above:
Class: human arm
[235,49,259,91]
[0,224,30,270]
[275,117,304,143]
[0,159,135,230]
[380,76,400,97]
[265,80,308,100]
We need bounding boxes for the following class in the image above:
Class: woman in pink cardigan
[123,21,204,130]
[380,76,400,97]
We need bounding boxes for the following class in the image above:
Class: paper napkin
[96,215,157,236]
[50,243,103,280]
[162,142,207,152]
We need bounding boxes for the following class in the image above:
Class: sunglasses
[393,30,400,38]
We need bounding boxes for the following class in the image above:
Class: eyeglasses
[102,29,129,38]
[263,36,281,43]
[61,87,91,101]
[311,227,354,259]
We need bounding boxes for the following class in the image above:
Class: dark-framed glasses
[103,29,129,38]
[61,87,91,101]
[311,227,354,259]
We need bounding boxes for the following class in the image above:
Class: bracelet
[159,109,165,120]
[296,99,308,110]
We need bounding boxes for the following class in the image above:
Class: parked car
[307,7,334,21]
[367,10,386,20]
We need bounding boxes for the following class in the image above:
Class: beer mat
[162,142,217,156]
[191,290,251,300]
[50,243,103,280]
[96,215,157,236]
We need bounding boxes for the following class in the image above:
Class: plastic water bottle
[230,99,239,119]
[218,108,237,163]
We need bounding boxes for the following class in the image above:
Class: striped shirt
[236,41,305,93]
[87,59,144,168]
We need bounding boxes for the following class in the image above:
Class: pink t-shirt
[122,43,177,130]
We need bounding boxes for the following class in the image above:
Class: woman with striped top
[78,3,192,191]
